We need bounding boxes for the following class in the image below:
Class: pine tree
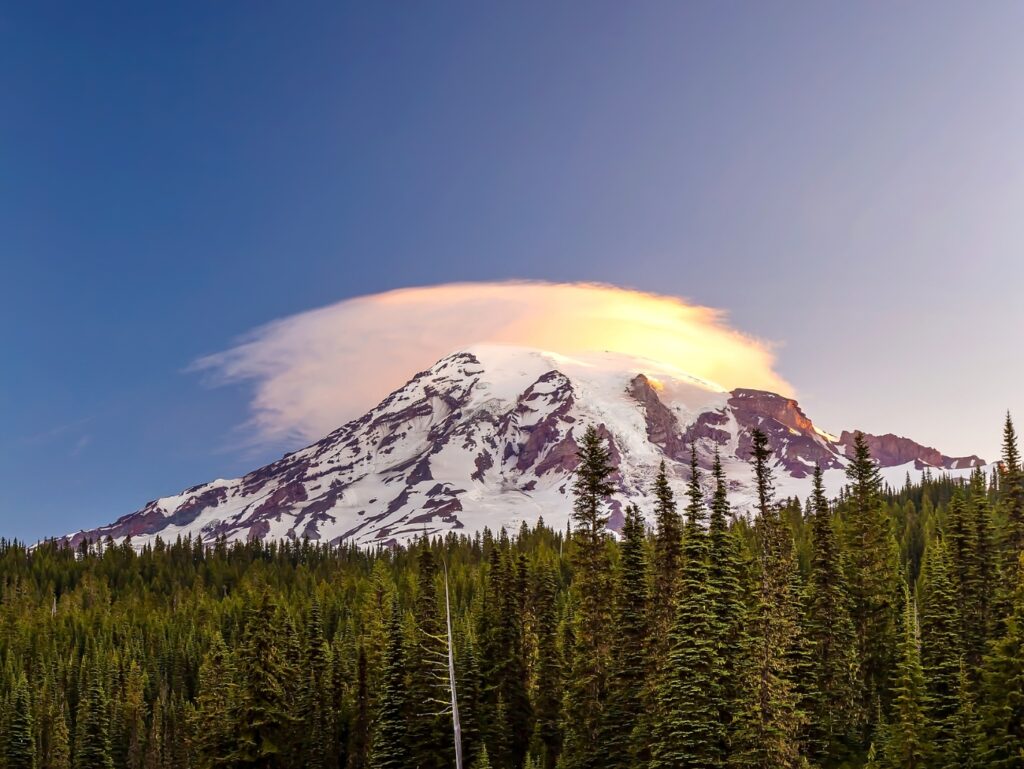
[979,553,1024,769]
[7,673,36,769]
[192,633,237,768]
[843,431,900,728]
[346,646,370,769]
[562,425,616,769]
[1001,413,1024,553]
[75,656,113,769]
[708,450,747,759]
[303,599,332,769]
[370,604,410,769]
[918,538,959,751]
[531,562,562,769]
[888,587,932,769]
[804,464,858,762]
[945,661,980,769]
[730,428,805,769]
[652,447,724,769]
[651,461,683,652]
[48,698,72,769]
[601,503,648,768]
[408,547,452,769]
[228,590,298,767]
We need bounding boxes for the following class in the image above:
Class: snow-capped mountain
[60,345,987,549]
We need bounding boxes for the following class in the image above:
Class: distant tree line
[3,417,1024,769]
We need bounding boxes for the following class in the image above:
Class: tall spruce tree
[708,450,746,758]
[652,447,724,769]
[408,547,452,769]
[979,553,1024,769]
[843,431,900,728]
[804,464,858,762]
[887,587,933,769]
[75,655,113,769]
[370,604,410,769]
[730,428,805,769]
[562,425,616,769]
[531,561,562,769]
[228,590,298,768]
[7,673,36,769]
[918,538,959,752]
[1001,413,1024,554]
[602,503,648,768]
[192,633,237,768]
[651,461,683,652]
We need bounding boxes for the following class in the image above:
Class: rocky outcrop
[837,431,985,470]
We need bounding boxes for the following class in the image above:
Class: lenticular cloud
[192,281,792,446]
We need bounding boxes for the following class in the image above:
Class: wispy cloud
[192,281,791,446]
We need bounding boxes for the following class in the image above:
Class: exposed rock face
[837,431,985,471]
[59,345,988,550]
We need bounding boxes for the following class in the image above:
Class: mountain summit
[61,345,986,549]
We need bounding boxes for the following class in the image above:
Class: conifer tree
[946,661,980,769]
[562,425,616,769]
[192,633,237,768]
[888,588,932,769]
[1001,413,1024,553]
[7,673,36,769]
[530,562,562,769]
[843,431,900,727]
[730,428,805,769]
[708,450,746,757]
[652,447,723,769]
[979,553,1024,769]
[346,646,370,769]
[651,461,683,652]
[75,656,113,769]
[804,464,858,762]
[228,590,298,767]
[303,599,332,769]
[601,503,648,768]
[918,538,959,751]
[408,547,453,769]
[370,605,410,769]
[48,699,72,769]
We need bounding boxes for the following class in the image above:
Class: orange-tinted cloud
[193,281,792,444]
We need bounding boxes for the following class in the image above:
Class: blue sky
[3,2,1024,542]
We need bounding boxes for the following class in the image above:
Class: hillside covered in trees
[3,420,1024,769]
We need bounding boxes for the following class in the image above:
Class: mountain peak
[58,345,988,549]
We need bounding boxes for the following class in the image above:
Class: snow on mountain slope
[59,345,988,549]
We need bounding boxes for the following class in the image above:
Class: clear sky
[3,2,1024,542]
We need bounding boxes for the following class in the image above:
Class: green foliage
[2,416,1024,768]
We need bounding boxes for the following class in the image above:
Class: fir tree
[601,503,648,768]
[918,538,959,751]
[192,633,237,768]
[228,590,298,767]
[408,547,453,769]
[730,428,805,769]
[75,656,113,769]
[651,461,683,652]
[369,605,410,769]
[530,561,562,769]
[7,673,36,769]
[979,554,1024,769]
[652,447,724,769]
[804,464,858,762]
[843,431,899,729]
[562,426,616,769]
[708,450,747,758]
[888,587,932,769]
[1001,413,1024,553]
